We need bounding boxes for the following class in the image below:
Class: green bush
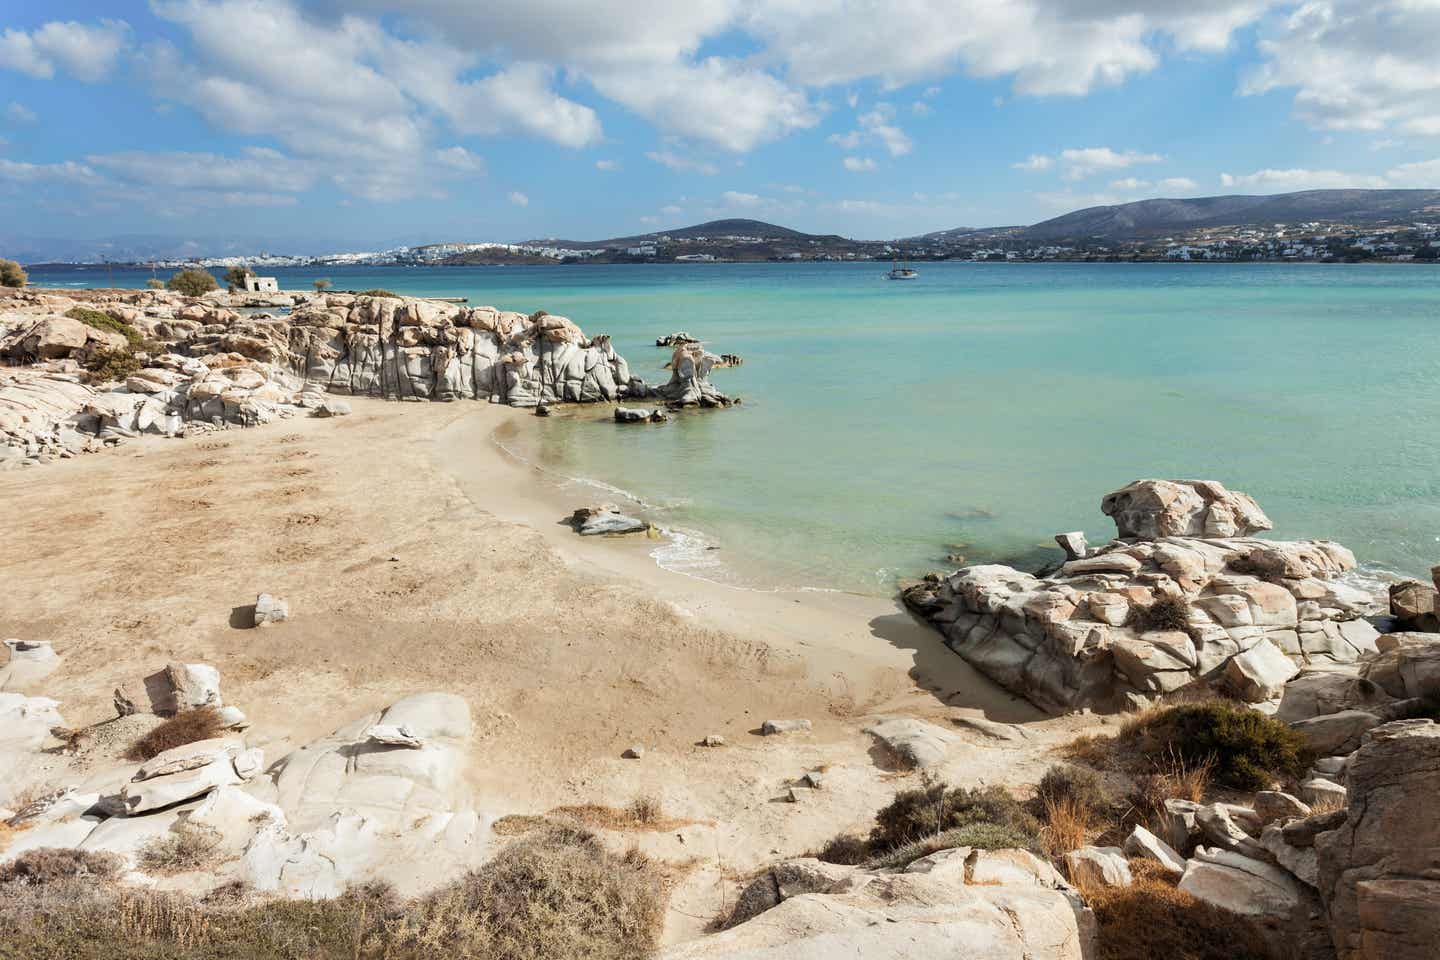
[166,268,218,297]
[0,258,26,288]
[868,781,1040,857]
[84,348,141,383]
[815,833,870,865]
[65,306,141,345]
[1121,700,1311,791]
[356,288,400,298]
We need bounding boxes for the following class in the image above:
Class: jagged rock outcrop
[1315,720,1440,960]
[903,480,1382,712]
[672,847,1094,960]
[1,289,731,467]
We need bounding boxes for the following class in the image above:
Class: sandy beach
[1,395,1100,941]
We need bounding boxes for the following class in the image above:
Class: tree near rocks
[0,259,26,288]
[222,265,253,292]
[313,278,332,291]
[167,268,219,296]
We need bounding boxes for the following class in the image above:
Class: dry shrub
[0,849,122,886]
[1085,859,1277,960]
[1061,733,1115,770]
[1129,595,1194,634]
[1125,748,1214,830]
[868,780,1041,857]
[627,795,662,826]
[866,822,1039,871]
[1307,793,1346,816]
[123,707,226,762]
[1117,699,1309,791]
[137,823,223,875]
[815,832,870,865]
[1033,764,1110,817]
[1041,795,1093,860]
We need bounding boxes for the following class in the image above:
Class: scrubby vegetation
[1084,860,1277,960]
[137,823,224,875]
[1119,699,1310,791]
[222,266,252,291]
[145,278,164,290]
[166,268,219,297]
[65,306,141,345]
[817,778,1042,868]
[313,278,332,291]
[1031,764,1112,857]
[83,348,142,384]
[0,828,667,960]
[124,706,226,762]
[0,849,122,886]
[1129,594,1194,634]
[356,289,400,298]
[1,258,27,288]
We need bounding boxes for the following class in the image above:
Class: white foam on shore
[489,425,841,595]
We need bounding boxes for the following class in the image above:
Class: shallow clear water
[31,261,1440,593]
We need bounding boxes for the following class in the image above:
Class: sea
[27,261,1440,595]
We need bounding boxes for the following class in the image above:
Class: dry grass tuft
[627,794,662,826]
[137,823,224,875]
[815,832,870,865]
[0,849,123,886]
[1124,748,1214,830]
[547,802,695,833]
[1041,795,1093,860]
[1083,859,1277,960]
[123,707,226,762]
[1060,733,1116,770]
[1306,794,1346,816]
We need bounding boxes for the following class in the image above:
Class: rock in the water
[1122,824,1186,876]
[861,716,957,769]
[1101,479,1272,540]
[1315,720,1440,959]
[760,719,811,736]
[614,405,652,423]
[253,593,289,627]
[1064,846,1132,888]
[1388,580,1440,632]
[569,504,647,536]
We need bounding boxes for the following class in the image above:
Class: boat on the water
[886,253,918,279]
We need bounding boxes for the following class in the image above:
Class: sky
[2,0,1439,258]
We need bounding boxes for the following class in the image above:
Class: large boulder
[903,482,1377,712]
[1315,720,1440,959]
[119,738,262,814]
[1101,479,1272,540]
[667,847,1093,960]
[1361,633,1440,700]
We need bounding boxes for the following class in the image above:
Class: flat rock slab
[862,716,958,769]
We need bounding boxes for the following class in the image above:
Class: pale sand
[1,397,1102,941]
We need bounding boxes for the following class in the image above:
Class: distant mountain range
[9,191,1440,265]
[996,189,1440,242]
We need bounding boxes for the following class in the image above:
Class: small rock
[801,770,824,789]
[1298,777,1347,806]
[1123,824,1186,876]
[649,409,669,423]
[614,406,651,423]
[1054,531,1089,561]
[367,724,423,748]
[1254,790,1311,826]
[761,719,811,736]
[622,745,644,759]
[314,398,351,417]
[534,404,550,417]
[700,734,726,747]
[253,593,289,627]
[1064,846,1132,888]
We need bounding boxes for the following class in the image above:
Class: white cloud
[843,156,877,172]
[86,147,318,192]
[434,146,485,174]
[646,149,719,175]
[660,204,683,215]
[829,103,912,158]
[1219,168,1387,190]
[721,190,764,208]
[508,190,529,206]
[1060,147,1164,180]
[911,101,932,116]
[0,19,130,82]
[1157,177,1199,191]
[6,102,37,124]
[1243,1,1440,138]
[1012,153,1053,171]
[639,215,660,224]
[0,158,104,185]
[1109,177,1150,190]
[595,159,618,170]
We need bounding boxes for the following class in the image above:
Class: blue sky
[2,1,1438,258]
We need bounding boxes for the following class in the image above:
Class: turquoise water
[30,262,1440,593]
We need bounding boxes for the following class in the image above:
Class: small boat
[886,253,918,279]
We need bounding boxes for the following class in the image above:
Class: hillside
[1015,189,1440,241]
[524,218,828,250]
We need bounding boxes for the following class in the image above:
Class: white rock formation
[904,480,1381,711]
[860,716,958,769]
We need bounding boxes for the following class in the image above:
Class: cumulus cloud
[6,102,37,124]
[1157,177,1199,191]
[1220,168,1387,190]
[1109,177,1150,190]
[843,156,877,172]
[595,159,618,170]
[1243,0,1440,137]
[434,146,485,174]
[0,157,105,186]
[0,19,130,82]
[660,204,683,215]
[829,103,912,158]
[721,190,764,208]
[1060,147,1164,180]
[508,190,529,206]
[86,146,318,192]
